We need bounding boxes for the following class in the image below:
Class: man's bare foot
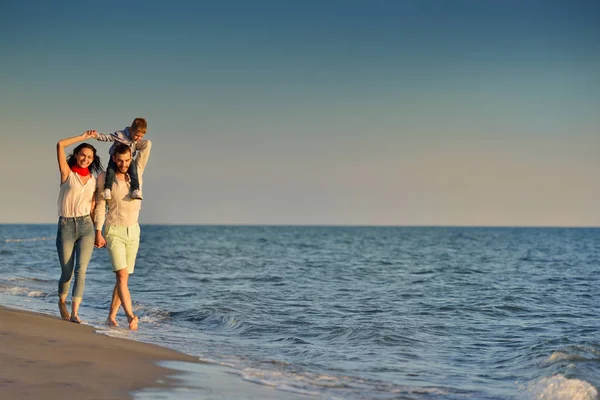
[106,317,119,327]
[128,315,139,331]
[58,300,70,321]
[70,314,81,324]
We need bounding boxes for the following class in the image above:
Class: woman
[56,130,103,322]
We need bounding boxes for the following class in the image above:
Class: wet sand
[0,306,198,400]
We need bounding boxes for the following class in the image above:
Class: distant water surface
[1,225,599,399]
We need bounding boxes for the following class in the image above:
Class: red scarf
[71,165,90,176]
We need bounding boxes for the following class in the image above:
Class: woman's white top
[57,172,96,217]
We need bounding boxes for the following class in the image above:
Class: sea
[1,224,599,400]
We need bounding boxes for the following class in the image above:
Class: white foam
[523,374,598,400]
[4,236,55,243]
[402,387,450,395]
[0,286,30,295]
[240,369,324,397]
[131,304,172,323]
[94,328,135,339]
[238,366,450,399]
[240,367,346,393]
[544,351,589,366]
[196,356,219,364]
[26,291,46,297]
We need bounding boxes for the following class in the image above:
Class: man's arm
[134,140,152,176]
[94,172,107,247]
[90,188,97,222]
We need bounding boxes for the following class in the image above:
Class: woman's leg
[56,218,76,320]
[70,216,95,322]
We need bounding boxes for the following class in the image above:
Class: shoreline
[0,305,313,400]
[0,305,198,400]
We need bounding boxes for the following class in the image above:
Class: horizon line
[1,223,598,229]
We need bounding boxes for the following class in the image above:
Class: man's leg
[107,285,121,326]
[105,226,128,326]
[115,269,137,330]
[123,224,140,330]
[106,225,140,330]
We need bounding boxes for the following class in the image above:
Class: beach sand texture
[0,306,198,400]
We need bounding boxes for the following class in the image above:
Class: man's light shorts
[105,224,140,274]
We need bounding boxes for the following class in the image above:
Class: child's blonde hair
[131,118,147,133]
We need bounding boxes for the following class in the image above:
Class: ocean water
[1,224,599,400]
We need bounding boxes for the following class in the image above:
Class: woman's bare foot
[70,314,81,324]
[106,317,119,327]
[127,315,139,331]
[58,300,70,321]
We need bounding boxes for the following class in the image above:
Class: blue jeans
[56,215,95,299]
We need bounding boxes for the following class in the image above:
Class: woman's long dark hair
[67,143,104,176]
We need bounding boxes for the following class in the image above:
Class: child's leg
[128,160,140,192]
[105,159,116,190]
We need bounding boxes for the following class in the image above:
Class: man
[94,140,152,330]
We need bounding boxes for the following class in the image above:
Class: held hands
[94,231,106,248]
[82,130,98,139]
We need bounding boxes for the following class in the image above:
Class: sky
[1,0,598,226]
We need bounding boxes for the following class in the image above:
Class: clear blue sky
[1,0,598,226]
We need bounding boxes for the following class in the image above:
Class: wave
[522,374,598,400]
[131,303,173,323]
[0,284,49,298]
[240,368,324,397]
[544,351,590,365]
[316,325,374,343]
[269,336,312,345]
[202,314,252,333]
[169,308,256,335]
[238,365,460,400]
[0,278,53,299]
[212,275,284,283]
[26,290,48,298]
[142,358,453,400]
[4,236,55,243]
[5,276,54,284]
[0,285,31,295]
[314,325,425,347]
[542,346,600,367]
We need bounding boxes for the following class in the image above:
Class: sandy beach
[0,306,314,400]
[0,306,198,400]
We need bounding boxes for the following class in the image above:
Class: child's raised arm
[94,131,118,142]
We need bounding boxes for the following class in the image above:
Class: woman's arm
[56,130,96,184]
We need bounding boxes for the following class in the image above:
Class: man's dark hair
[113,143,132,156]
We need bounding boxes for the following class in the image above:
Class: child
[93,118,147,200]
